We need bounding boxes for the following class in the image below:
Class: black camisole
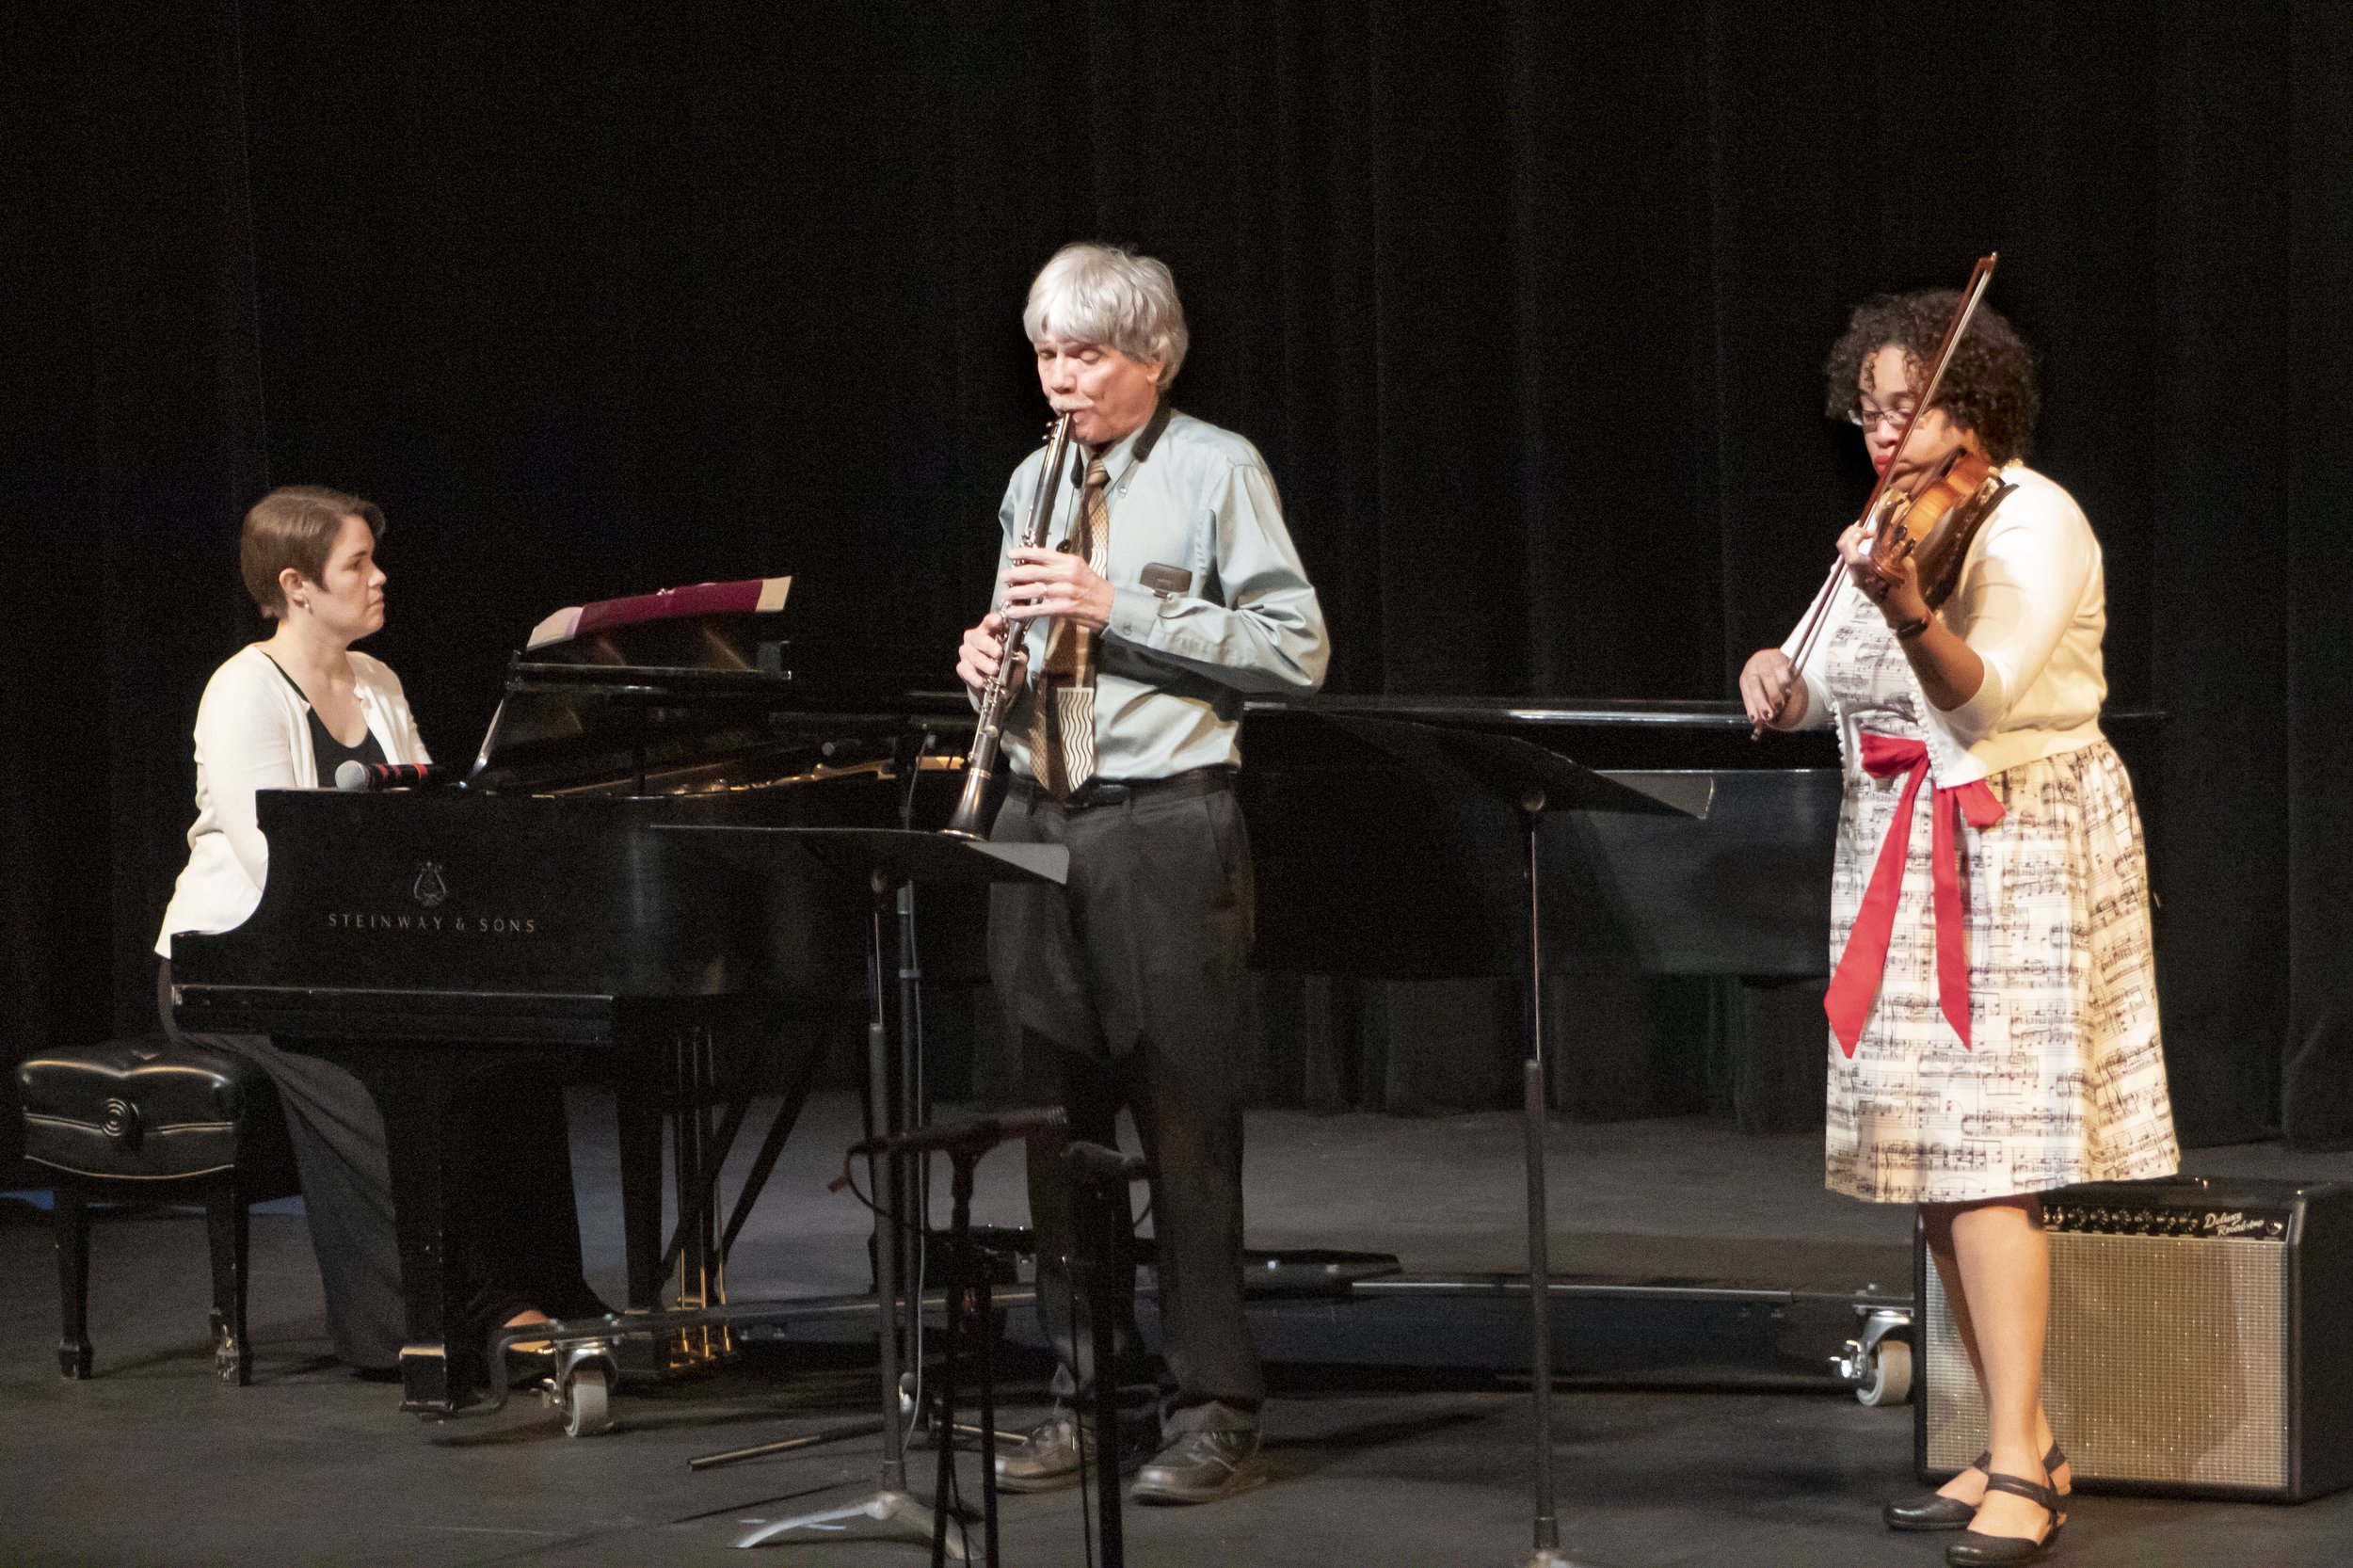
[261,652,386,776]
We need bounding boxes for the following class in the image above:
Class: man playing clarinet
[954,241,1328,1504]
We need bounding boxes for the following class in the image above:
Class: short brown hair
[240,486,385,618]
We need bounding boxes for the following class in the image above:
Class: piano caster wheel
[548,1342,618,1437]
[1832,1306,1913,1407]
[561,1365,612,1437]
[1854,1337,1912,1406]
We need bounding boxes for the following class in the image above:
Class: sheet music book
[527,576,791,648]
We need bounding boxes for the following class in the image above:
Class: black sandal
[1886,1444,2067,1531]
[1945,1470,2065,1566]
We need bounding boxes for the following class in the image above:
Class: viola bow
[1754,252,1999,739]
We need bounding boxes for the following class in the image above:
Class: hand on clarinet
[1740,647,1805,729]
[1001,546,1113,633]
[956,611,1007,697]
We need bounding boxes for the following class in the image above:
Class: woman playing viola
[1742,293,2178,1566]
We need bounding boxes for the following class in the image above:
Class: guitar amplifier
[1917,1176,2353,1501]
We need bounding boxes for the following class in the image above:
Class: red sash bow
[1824,733,2006,1056]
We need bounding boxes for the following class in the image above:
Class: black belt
[1007,765,1234,811]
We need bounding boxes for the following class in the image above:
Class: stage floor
[5,1092,2351,1566]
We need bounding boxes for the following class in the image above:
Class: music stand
[649,826,1064,1558]
[1317,715,1709,1568]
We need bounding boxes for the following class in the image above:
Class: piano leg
[334,1044,472,1415]
[614,1089,675,1378]
[616,1096,665,1316]
[672,1034,714,1353]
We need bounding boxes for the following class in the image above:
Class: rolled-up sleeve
[1104,457,1328,694]
[1936,490,2093,744]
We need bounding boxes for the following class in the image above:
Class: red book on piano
[527,577,791,648]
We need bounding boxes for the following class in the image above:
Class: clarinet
[944,413,1077,840]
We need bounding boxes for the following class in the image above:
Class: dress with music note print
[1819,614,2179,1203]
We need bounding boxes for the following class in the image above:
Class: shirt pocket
[1124,498,1215,602]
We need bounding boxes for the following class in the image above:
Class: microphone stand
[896,728,933,1460]
[733,1108,1064,1556]
[931,1137,1003,1568]
[1065,1141,1147,1568]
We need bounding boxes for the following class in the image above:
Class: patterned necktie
[1030,452,1111,795]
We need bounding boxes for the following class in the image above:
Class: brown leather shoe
[995,1413,1083,1494]
[1129,1428,1266,1505]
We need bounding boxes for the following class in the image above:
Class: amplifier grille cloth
[1923,1234,2289,1488]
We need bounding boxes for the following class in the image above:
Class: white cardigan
[157,644,430,956]
[1780,463,2108,786]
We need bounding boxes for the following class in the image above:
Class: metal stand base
[691,1417,886,1472]
[734,1488,961,1556]
[736,872,936,1553]
[1518,805,1618,1568]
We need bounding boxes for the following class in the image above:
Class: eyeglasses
[1848,403,1931,432]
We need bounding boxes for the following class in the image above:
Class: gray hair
[1022,242,1189,387]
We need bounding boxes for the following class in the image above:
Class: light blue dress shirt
[992,406,1329,782]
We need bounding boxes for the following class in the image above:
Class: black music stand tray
[1318,714,1709,1568]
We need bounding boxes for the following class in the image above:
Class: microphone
[1064,1140,1147,1184]
[847,1107,1068,1160]
[334,760,455,792]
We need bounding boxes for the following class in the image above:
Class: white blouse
[156,644,430,956]
[1780,463,2109,786]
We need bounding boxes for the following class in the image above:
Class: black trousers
[988,771,1264,1436]
[156,959,600,1371]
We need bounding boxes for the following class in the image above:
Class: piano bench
[16,1037,298,1385]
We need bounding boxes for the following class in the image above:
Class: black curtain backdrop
[7,2,2351,1165]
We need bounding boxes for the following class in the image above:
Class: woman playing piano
[1741,296,2177,1566]
[155,486,600,1374]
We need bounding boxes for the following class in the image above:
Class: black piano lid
[1244,696,2161,775]
[1244,696,1828,774]
[1252,696,1762,726]
[467,608,972,794]
[1251,695,2164,724]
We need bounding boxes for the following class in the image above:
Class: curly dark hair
[1823,289,2041,464]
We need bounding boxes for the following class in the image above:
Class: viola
[1860,440,2012,611]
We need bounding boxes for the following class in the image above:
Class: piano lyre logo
[412,862,451,909]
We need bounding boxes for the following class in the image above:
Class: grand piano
[169,582,2152,1416]
[170,586,982,1412]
